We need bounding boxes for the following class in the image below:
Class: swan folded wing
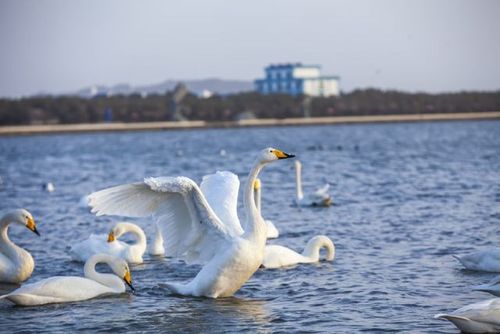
[452,298,500,322]
[88,176,237,264]
[5,277,113,301]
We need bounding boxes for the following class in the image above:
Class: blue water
[0,120,499,333]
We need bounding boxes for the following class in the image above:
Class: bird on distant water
[294,160,332,207]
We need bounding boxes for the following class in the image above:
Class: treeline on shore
[1,89,499,125]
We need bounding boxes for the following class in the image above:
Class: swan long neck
[119,223,147,253]
[295,161,304,201]
[243,161,266,243]
[0,217,26,264]
[84,254,125,292]
[254,183,262,213]
[302,236,335,261]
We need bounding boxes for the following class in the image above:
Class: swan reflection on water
[138,294,271,332]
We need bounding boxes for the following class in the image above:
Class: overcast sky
[0,0,499,97]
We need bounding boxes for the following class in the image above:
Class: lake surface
[0,120,499,333]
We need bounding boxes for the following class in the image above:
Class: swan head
[109,258,135,292]
[107,223,127,242]
[6,209,40,236]
[259,147,295,164]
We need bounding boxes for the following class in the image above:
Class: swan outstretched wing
[200,171,244,235]
[88,176,237,264]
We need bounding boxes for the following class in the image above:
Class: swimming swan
[434,298,500,333]
[262,235,335,269]
[0,254,134,306]
[0,209,40,283]
[253,179,279,238]
[70,222,147,264]
[295,160,332,207]
[454,248,500,272]
[473,275,500,297]
[88,147,294,298]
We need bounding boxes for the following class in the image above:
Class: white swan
[88,147,294,298]
[0,254,134,306]
[200,173,335,269]
[149,221,165,256]
[435,298,500,333]
[473,276,500,297]
[70,222,147,264]
[294,160,332,207]
[454,248,500,272]
[253,179,279,239]
[262,235,335,269]
[0,209,40,283]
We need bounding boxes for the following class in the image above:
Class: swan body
[0,254,134,306]
[262,235,335,269]
[295,160,332,207]
[0,209,40,283]
[454,248,500,272]
[253,178,279,238]
[70,222,147,264]
[435,298,500,333]
[88,148,294,298]
[473,276,500,297]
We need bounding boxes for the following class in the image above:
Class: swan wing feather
[200,171,244,235]
[88,176,235,264]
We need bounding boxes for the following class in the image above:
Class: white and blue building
[254,63,340,97]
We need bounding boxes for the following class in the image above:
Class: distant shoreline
[1,111,499,136]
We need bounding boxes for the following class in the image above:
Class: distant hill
[73,78,254,98]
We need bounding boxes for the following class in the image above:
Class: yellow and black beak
[253,179,261,190]
[123,270,135,293]
[107,231,115,242]
[273,149,295,160]
[26,217,40,236]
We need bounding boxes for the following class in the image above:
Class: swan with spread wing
[88,148,294,298]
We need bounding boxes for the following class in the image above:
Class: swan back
[454,248,500,272]
[435,298,500,333]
